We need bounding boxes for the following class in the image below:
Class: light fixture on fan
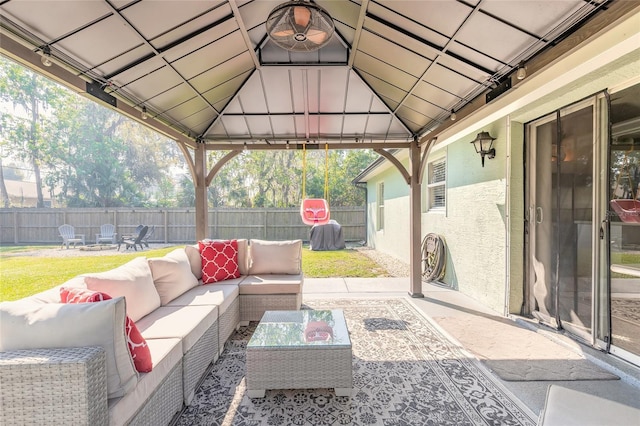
[266,0,335,52]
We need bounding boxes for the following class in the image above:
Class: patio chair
[95,224,117,244]
[141,225,155,248]
[118,225,148,251]
[58,224,85,249]
[118,224,143,241]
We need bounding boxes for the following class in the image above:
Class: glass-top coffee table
[246,309,352,398]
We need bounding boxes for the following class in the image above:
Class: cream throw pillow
[84,257,160,322]
[0,297,137,399]
[148,249,198,305]
[248,239,302,275]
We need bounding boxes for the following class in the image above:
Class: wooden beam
[418,138,437,184]
[194,144,208,241]
[409,138,424,298]
[205,142,412,150]
[0,34,196,149]
[206,150,241,186]
[373,149,411,185]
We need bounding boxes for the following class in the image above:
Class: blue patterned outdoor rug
[176,298,537,425]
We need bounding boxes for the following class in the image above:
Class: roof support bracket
[373,149,410,185]
[206,150,242,186]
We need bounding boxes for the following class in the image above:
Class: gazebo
[1,0,633,297]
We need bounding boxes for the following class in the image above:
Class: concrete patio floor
[303,277,640,419]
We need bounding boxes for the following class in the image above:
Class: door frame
[525,95,606,348]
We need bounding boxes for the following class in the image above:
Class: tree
[329,149,377,206]
[177,174,196,207]
[0,157,9,208]
[0,56,71,207]
[201,148,377,208]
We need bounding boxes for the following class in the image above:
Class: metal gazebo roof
[0,0,614,149]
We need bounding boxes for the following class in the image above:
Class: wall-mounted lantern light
[470,131,496,167]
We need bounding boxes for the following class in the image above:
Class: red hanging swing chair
[300,143,331,226]
[610,150,640,223]
[301,198,330,225]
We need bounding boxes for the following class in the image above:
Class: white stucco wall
[423,120,509,313]
[361,12,640,315]
[365,159,410,262]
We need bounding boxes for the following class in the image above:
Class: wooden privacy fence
[0,207,366,245]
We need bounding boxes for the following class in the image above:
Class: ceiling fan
[266,0,335,52]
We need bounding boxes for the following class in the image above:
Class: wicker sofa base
[219,297,240,354]
[0,346,108,426]
[1,240,305,425]
[240,293,303,322]
[129,359,183,426]
[182,319,219,405]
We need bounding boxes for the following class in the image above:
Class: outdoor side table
[246,309,352,398]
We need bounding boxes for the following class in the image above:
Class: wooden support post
[194,143,208,241]
[409,138,424,298]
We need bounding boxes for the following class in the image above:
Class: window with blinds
[427,158,446,210]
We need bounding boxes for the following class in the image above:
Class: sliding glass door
[526,85,640,366]
[608,83,640,365]
[526,98,598,341]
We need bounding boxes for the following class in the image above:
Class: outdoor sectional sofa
[0,238,303,426]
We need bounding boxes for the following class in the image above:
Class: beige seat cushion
[248,239,302,275]
[137,305,218,354]
[84,257,160,322]
[148,249,198,305]
[108,337,182,426]
[239,274,304,295]
[167,284,239,315]
[0,297,137,399]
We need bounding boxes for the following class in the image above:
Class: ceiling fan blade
[293,6,311,28]
[307,29,328,44]
[273,29,295,37]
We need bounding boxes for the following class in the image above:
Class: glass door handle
[536,207,544,224]
[600,219,609,240]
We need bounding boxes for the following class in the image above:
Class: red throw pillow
[199,240,241,284]
[60,287,152,373]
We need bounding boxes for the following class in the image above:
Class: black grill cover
[310,219,345,251]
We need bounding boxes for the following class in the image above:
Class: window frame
[424,154,446,213]
[376,182,385,231]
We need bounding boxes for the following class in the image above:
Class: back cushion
[84,257,160,322]
[185,244,202,280]
[0,297,138,399]
[60,287,152,373]
[249,239,302,275]
[148,249,199,305]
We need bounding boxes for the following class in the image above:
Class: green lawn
[302,248,386,278]
[0,246,386,302]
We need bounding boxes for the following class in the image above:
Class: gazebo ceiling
[0,0,611,147]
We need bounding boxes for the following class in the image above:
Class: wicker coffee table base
[246,346,353,398]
